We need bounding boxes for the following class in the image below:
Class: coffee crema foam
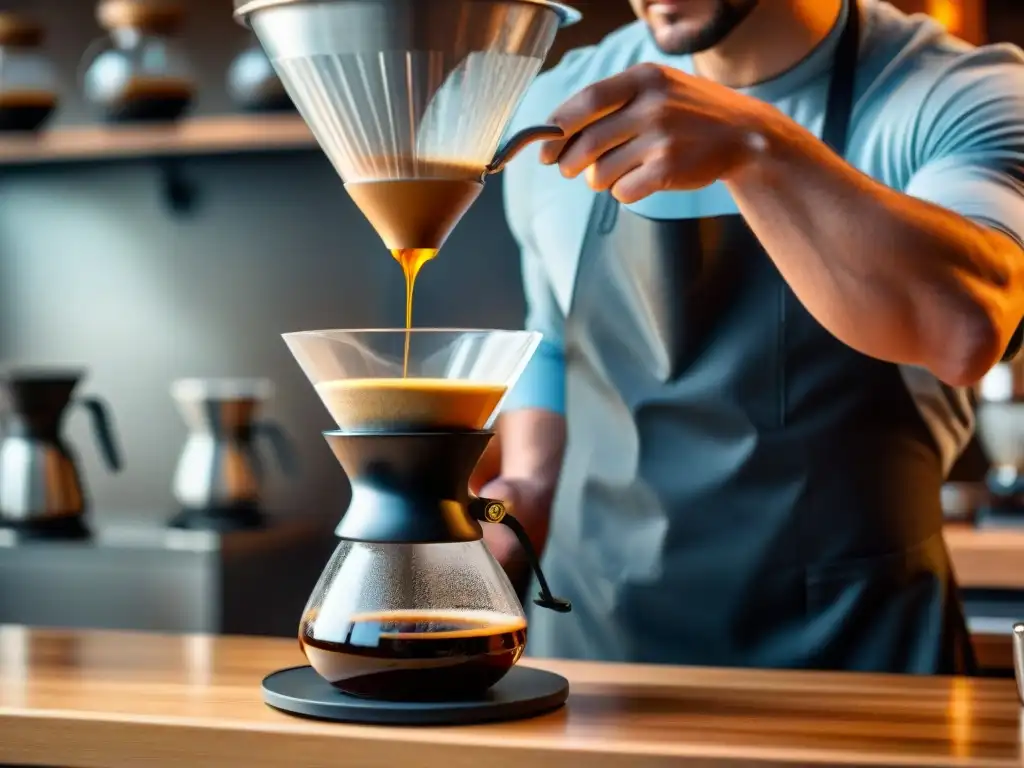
[315,378,506,432]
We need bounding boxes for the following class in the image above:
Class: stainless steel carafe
[977,362,1024,490]
[170,378,296,530]
[0,367,123,538]
[973,361,1024,525]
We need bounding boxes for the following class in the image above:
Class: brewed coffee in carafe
[299,541,528,701]
[83,0,195,123]
[0,13,59,132]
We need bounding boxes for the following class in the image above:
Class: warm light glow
[928,0,963,32]
[947,677,974,758]
[0,626,28,707]
[184,634,214,687]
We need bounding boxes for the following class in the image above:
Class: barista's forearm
[497,409,567,494]
[726,117,1024,386]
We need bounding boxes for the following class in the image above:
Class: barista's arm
[541,60,1024,386]
[725,98,1024,387]
[471,170,568,570]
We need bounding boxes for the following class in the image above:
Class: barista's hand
[539,63,780,204]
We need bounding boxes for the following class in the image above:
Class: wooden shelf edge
[945,522,1024,590]
[0,114,319,167]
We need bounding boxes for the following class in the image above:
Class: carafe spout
[486,125,565,176]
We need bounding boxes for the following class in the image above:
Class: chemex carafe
[0,367,123,538]
[260,330,571,725]
[82,0,195,123]
[170,378,297,531]
[0,12,59,132]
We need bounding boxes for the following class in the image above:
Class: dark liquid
[0,93,56,132]
[391,248,437,377]
[300,611,527,701]
[102,80,193,124]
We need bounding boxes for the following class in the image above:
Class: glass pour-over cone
[282,329,540,432]
[235,0,580,251]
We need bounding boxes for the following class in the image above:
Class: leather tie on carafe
[468,496,572,613]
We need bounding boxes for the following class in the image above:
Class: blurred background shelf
[0,114,317,168]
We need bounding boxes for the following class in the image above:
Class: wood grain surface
[946,523,1024,590]
[1,626,1023,767]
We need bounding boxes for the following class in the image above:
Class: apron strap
[818,0,979,676]
[820,0,861,155]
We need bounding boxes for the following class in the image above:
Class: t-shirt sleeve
[901,48,1024,359]
[500,167,567,415]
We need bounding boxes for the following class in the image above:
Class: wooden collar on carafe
[0,13,45,48]
[97,0,185,35]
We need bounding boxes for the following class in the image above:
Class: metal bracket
[156,159,200,216]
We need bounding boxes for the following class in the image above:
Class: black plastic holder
[262,664,569,726]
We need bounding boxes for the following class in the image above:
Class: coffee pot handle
[470,497,572,614]
[75,396,124,472]
[486,125,565,176]
[255,421,298,477]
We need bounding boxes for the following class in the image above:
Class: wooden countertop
[1,627,1023,767]
[945,523,1024,590]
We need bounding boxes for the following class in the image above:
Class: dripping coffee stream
[393,247,436,377]
[380,134,565,375]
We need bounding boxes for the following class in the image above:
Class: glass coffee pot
[227,39,293,113]
[0,13,58,132]
[82,0,195,123]
[281,330,570,703]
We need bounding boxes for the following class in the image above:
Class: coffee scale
[233,0,581,725]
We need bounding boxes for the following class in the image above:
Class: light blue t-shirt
[501,0,1024,471]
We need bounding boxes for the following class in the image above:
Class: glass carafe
[0,13,58,132]
[82,0,195,123]
[227,39,293,113]
[300,539,527,701]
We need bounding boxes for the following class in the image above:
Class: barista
[471,0,1024,673]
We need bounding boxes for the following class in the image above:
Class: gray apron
[526,5,975,674]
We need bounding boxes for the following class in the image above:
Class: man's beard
[651,0,759,55]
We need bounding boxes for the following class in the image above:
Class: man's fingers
[610,161,671,205]
[584,136,648,191]
[539,68,644,164]
[555,108,642,179]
